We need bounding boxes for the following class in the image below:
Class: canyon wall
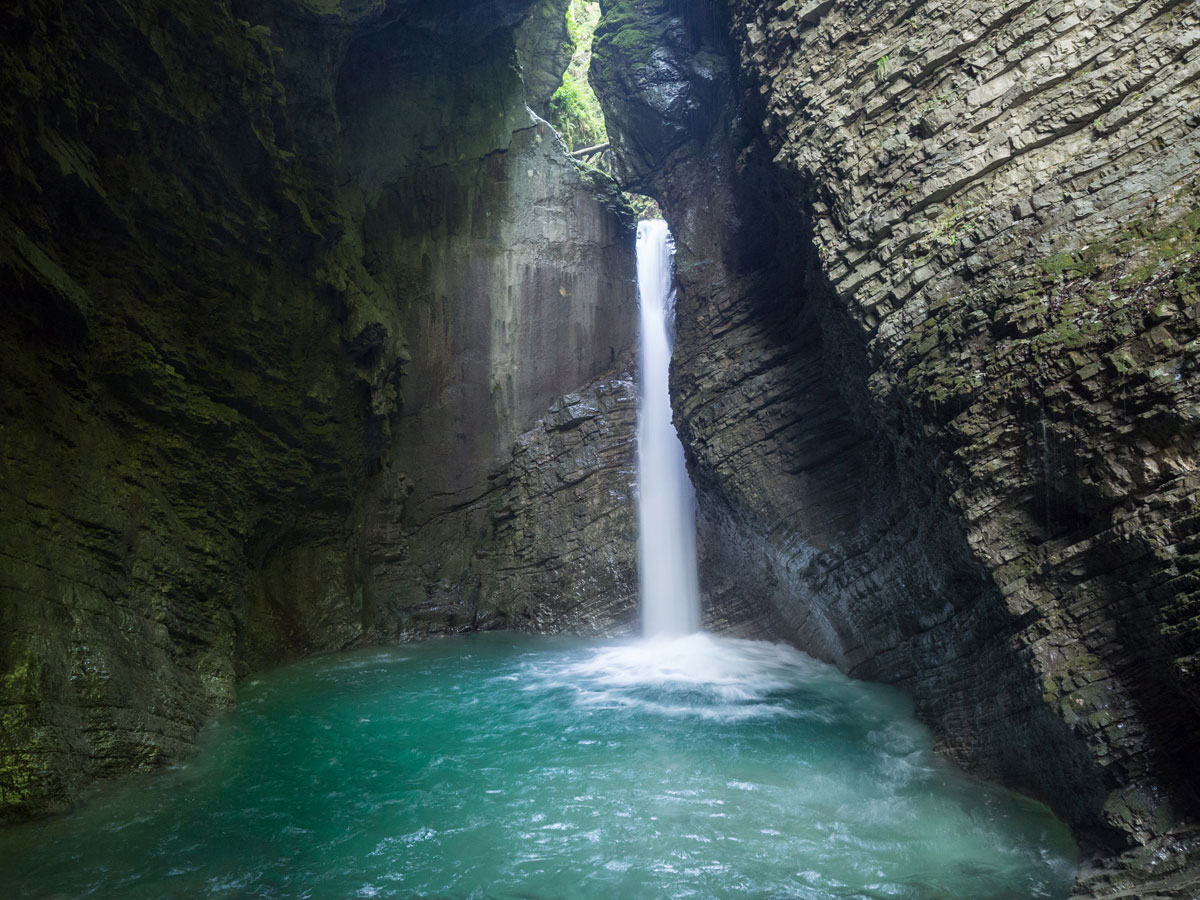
[6,1,1199,896]
[592,0,1200,894]
[0,0,638,819]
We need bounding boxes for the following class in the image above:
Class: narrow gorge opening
[0,164,1080,900]
[2,0,1198,896]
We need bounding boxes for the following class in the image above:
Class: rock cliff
[592,0,1200,894]
[6,0,1200,894]
[1,0,638,819]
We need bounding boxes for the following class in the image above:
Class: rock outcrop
[362,369,640,639]
[254,0,640,656]
[592,0,1200,893]
[1,0,638,819]
[518,0,576,117]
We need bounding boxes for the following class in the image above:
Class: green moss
[549,1,608,151]
[1,663,31,693]
[606,24,654,57]
[592,0,659,74]
[1040,189,1200,292]
[1008,190,1200,371]
[1039,251,1084,277]
[0,699,50,809]
[1105,348,1137,374]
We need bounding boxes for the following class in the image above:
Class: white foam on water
[526,632,842,722]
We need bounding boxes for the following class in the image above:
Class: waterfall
[636,219,701,637]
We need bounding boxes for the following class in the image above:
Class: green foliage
[550,77,607,151]
[549,0,608,152]
[564,0,595,45]
[624,192,662,221]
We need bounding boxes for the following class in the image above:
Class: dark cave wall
[1,0,376,819]
[1,0,638,819]
[334,12,640,638]
[592,0,1200,892]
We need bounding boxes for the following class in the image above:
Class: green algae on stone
[548,0,608,151]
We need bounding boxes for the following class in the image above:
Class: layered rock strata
[1,0,638,819]
[364,370,640,639]
[592,0,1200,893]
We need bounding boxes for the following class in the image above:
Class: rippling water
[0,632,1077,899]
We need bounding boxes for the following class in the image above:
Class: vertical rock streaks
[1,0,639,818]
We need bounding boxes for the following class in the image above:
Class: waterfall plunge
[636,220,701,637]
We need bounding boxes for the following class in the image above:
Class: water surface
[0,632,1077,899]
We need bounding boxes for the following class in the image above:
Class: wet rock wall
[592,0,1200,891]
[333,9,638,639]
[1,0,639,819]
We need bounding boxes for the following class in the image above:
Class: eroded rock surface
[365,370,640,638]
[517,0,575,117]
[332,6,638,639]
[1,0,638,818]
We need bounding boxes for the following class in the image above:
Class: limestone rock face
[1,0,638,818]
[593,0,1200,892]
[364,370,640,638]
[332,4,638,639]
[517,0,574,118]
[1,0,374,820]
[590,0,729,190]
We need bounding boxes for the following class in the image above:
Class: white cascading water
[636,219,702,637]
